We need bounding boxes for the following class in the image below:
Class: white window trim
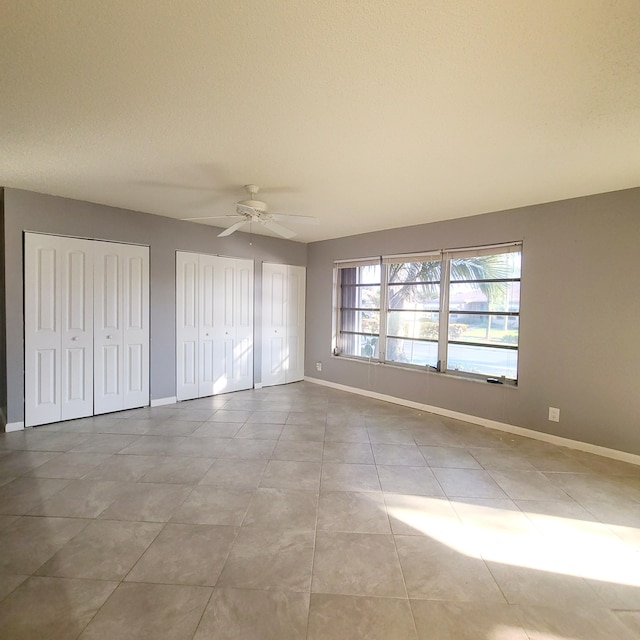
[334,242,522,385]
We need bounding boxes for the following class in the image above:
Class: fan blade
[270,213,319,225]
[181,214,243,221]
[218,220,248,237]
[263,220,297,239]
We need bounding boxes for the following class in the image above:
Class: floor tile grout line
[304,431,325,640]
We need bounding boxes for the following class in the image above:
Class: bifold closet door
[176,252,199,401]
[261,263,306,387]
[94,242,150,415]
[213,256,254,395]
[25,234,149,426]
[25,234,94,426]
[176,252,254,401]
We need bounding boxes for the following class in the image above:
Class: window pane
[341,264,380,285]
[387,310,439,339]
[341,334,379,359]
[341,309,380,335]
[388,261,441,283]
[387,338,438,367]
[341,285,381,309]
[448,315,519,347]
[449,282,520,313]
[388,284,440,310]
[447,343,518,379]
[450,251,521,281]
[359,264,381,284]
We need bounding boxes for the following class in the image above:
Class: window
[384,255,441,368]
[336,259,381,359]
[445,246,521,380]
[335,243,522,384]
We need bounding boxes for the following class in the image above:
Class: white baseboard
[5,421,25,433]
[254,383,263,389]
[304,376,640,467]
[151,396,177,407]
[1,407,25,432]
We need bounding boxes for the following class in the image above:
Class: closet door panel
[25,235,63,426]
[285,265,306,383]
[94,246,124,414]
[261,263,287,387]
[198,255,217,396]
[176,252,199,400]
[61,239,94,420]
[261,263,305,387]
[233,259,254,392]
[177,253,254,399]
[122,246,150,409]
[211,260,236,394]
[25,234,96,425]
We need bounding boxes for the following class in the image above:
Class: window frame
[335,257,382,360]
[334,243,522,385]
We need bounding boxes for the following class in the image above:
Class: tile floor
[0,381,639,639]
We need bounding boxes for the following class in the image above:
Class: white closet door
[198,253,218,397]
[94,244,123,414]
[176,252,199,401]
[25,234,94,427]
[61,238,94,420]
[122,245,150,409]
[94,242,149,414]
[25,234,63,426]
[261,263,306,387]
[212,257,254,394]
[285,265,306,383]
[231,257,254,392]
[176,253,254,399]
[261,263,288,387]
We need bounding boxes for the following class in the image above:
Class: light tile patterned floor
[0,381,639,639]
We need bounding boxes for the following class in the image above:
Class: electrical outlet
[316,361,322,372]
[548,407,560,422]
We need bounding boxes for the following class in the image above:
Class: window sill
[330,354,518,388]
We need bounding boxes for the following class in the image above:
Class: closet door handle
[106,335,113,340]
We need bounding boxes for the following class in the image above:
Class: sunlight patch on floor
[385,495,640,587]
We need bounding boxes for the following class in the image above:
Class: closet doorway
[24,233,150,427]
[176,252,254,400]
[261,263,306,387]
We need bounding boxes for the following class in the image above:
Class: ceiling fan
[181,184,319,239]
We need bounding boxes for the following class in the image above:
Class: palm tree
[386,255,511,362]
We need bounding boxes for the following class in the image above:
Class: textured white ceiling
[2,1,639,242]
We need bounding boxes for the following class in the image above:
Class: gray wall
[3,188,306,425]
[305,188,640,456]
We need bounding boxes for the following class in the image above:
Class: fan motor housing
[238,199,268,213]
